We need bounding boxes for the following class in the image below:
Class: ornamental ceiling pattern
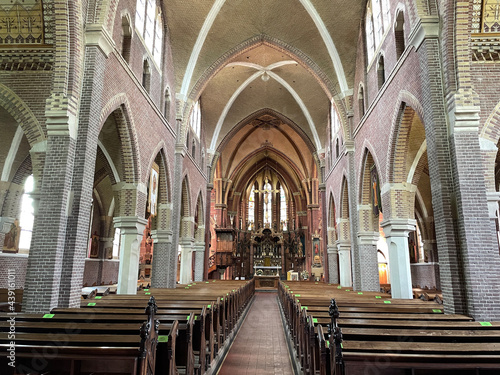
[0,0,44,44]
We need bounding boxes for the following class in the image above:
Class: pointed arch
[0,84,44,146]
[359,148,381,232]
[194,193,205,242]
[99,94,141,183]
[385,91,425,182]
[180,176,192,238]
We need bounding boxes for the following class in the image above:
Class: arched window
[164,87,171,117]
[280,186,287,231]
[189,100,201,138]
[365,0,391,63]
[365,5,375,61]
[144,0,155,52]
[358,84,365,118]
[135,0,163,66]
[153,10,163,66]
[112,228,121,259]
[372,0,383,46]
[377,55,385,89]
[248,185,255,230]
[142,59,151,92]
[395,10,405,60]
[19,175,34,250]
[121,14,132,63]
[263,178,272,227]
[331,101,340,142]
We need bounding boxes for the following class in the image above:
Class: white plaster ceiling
[163,0,364,182]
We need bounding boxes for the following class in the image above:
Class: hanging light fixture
[261,71,270,82]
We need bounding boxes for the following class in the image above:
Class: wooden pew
[0,280,255,375]
[0,296,161,375]
[0,289,23,312]
[279,281,500,375]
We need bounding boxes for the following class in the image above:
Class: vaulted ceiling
[164,0,365,189]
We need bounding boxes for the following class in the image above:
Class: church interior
[1,0,500,373]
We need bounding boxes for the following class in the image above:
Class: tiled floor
[217,291,294,375]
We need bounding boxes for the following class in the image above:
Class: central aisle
[217,291,294,375]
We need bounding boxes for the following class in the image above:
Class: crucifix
[254,177,280,227]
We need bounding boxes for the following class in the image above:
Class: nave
[2,280,500,374]
[218,292,293,375]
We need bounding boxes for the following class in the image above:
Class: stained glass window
[331,101,340,140]
[263,179,272,227]
[19,175,34,250]
[153,10,163,66]
[280,186,287,231]
[135,0,163,66]
[189,100,201,137]
[248,186,255,230]
[365,0,392,64]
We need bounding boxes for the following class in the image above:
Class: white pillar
[381,219,416,299]
[114,216,147,294]
[327,244,339,284]
[193,243,205,281]
[179,238,194,284]
[337,241,352,287]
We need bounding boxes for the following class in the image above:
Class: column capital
[113,216,148,234]
[151,229,173,243]
[327,244,338,254]
[193,243,205,251]
[337,240,351,251]
[408,15,440,50]
[179,237,195,246]
[380,218,416,237]
[357,231,379,245]
[85,24,116,57]
[449,105,480,134]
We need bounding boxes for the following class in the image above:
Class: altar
[254,275,280,289]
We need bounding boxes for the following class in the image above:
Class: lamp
[261,71,270,82]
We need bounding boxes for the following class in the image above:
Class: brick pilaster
[150,229,173,287]
[449,106,500,321]
[23,118,77,313]
[58,45,107,308]
[417,36,467,315]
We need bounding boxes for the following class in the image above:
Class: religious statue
[313,255,322,267]
[90,232,99,258]
[311,243,325,281]
[297,241,303,257]
[3,219,20,253]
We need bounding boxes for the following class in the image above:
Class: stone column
[23,108,78,313]
[150,229,173,287]
[357,231,380,291]
[337,240,352,287]
[193,242,205,282]
[381,219,416,299]
[179,237,194,284]
[345,140,361,289]
[250,242,254,275]
[114,216,147,294]
[327,244,339,284]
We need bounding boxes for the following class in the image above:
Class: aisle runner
[218,291,293,375]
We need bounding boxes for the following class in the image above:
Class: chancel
[1,0,500,374]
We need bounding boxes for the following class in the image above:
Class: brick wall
[0,253,28,289]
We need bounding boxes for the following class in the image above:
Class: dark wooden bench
[279,281,500,375]
[0,296,161,375]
